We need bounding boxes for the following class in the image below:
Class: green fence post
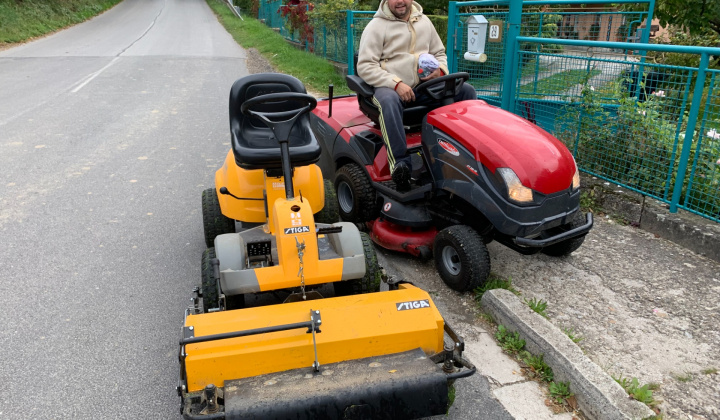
[670,53,709,213]
[447,2,457,73]
[347,11,355,75]
[501,0,523,111]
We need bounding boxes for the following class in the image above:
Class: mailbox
[464,15,488,63]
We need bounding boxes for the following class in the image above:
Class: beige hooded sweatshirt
[357,0,449,90]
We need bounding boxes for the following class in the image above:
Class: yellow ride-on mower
[178,74,475,419]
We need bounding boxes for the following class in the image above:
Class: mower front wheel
[334,232,381,296]
[201,248,220,313]
[433,226,490,293]
[335,163,378,223]
[541,212,587,257]
[202,188,235,248]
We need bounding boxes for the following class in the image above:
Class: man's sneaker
[392,161,411,191]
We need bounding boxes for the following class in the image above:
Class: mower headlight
[496,168,534,204]
[572,167,581,191]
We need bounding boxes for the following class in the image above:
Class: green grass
[205,0,350,95]
[613,375,659,408]
[519,69,602,96]
[525,297,549,318]
[548,381,573,405]
[495,325,526,355]
[520,351,554,382]
[474,273,520,300]
[0,0,122,44]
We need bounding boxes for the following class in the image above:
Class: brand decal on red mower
[383,202,392,212]
[284,226,310,234]
[437,139,459,156]
[396,299,430,311]
[466,165,479,175]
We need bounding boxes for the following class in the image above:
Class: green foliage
[525,297,549,318]
[614,375,659,407]
[702,367,718,375]
[310,0,356,32]
[548,381,573,404]
[446,384,456,414]
[623,0,720,38]
[520,351,554,382]
[0,0,122,44]
[648,29,720,70]
[562,327,584,344]
[495,325,526,355]
[474,274,519,300]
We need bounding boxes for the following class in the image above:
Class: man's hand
[395,82,415,102]
[419,68,443,82]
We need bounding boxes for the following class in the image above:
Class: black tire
[541,212,587,257]
[433,226,490,292]
[201,248,219,313]
[334,163,378,223]
[334,232,381,296]
[314,179,339,224]
[202,188,235,248]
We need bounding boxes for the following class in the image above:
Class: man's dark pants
[372,83,476,173]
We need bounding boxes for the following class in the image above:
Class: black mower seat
[346,75,433,130]
[229,73,321,170]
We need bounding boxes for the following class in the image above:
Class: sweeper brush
[177,74,474,419]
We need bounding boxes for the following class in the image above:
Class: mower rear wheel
[314,179,339,224]
[334,232,381,296]
[201,248,220,313]
[434,226,490,292]
[202,188,235,248]
[335,163,378,223]
[541,212,587,257]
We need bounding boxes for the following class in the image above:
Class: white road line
[71,57,120,93]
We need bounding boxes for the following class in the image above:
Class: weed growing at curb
[562,326,584,343]
[549,381,573,404]
[702,367,718,375]
[520,351,554,382]
[525,297,549,318]
[474,273,519,300]
[495,325,525,355]
[613,375,659,408]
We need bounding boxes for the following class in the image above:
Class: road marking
[71,57,120,93]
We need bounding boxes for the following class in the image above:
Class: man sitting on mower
[357,0,477,191]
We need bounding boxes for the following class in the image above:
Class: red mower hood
[427,101,576,195]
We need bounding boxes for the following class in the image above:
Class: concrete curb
[480,289,655,420]
[583,175,720,263]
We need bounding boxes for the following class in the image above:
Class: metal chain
[295,237,306,300]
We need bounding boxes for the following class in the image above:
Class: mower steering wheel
[413,72,470,102]
[240,92,317,143]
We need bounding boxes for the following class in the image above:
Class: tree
[625,0,720,38]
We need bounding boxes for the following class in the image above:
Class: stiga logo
[437,139,459,156]
[284,226,310,234]
[396,299,431,311]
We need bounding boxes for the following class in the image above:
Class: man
[357,0,476,190]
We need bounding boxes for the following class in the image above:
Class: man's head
[387,0,412,21]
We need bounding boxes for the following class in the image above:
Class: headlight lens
[496,168,534,203]
[572,168,580,190]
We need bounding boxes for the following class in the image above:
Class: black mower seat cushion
[346,75,433,129]
[229,73,321,170]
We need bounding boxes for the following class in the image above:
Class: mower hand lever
[241,92,317,143]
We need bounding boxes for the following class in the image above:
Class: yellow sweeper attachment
[178,74,475,419]
[178,283,475,419]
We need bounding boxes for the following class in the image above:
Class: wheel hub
[441,246,461,276]
[337,181,354,214]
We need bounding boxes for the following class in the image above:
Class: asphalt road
[0,0,248,418]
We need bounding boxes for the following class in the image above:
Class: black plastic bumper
[514,212,593,247]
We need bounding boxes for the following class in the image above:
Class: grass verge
[205,0,350,95]
[0,0,122,44]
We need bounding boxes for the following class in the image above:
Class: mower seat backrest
[346,75,432,131]
[229,73,321,170]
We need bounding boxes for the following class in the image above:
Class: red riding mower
[310,72,593,292]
